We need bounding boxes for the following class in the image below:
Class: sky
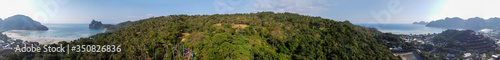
[0,0,499,24]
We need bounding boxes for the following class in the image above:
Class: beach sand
[2,30,68,44]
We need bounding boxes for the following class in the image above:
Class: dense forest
[3,12,405,60]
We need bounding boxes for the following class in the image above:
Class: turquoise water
[354,23,448,34]
[10,23,446,40]
[15,24,105,40]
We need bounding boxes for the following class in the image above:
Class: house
[496,47,500,50]
[464,53,471,58]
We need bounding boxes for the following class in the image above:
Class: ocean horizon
[354,23,448,34]
[2,24,105,44]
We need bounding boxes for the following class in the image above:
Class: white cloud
[129,14,152,18]
[0,0,36,20]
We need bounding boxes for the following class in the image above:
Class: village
[0,34,40,58]
[394,31,500,60]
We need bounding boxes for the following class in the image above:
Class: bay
[354,23,447,34]
[2,24,105,44]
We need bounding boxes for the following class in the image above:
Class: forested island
[0,15,48,30]
[2,12,413,60]
[412,21,428,25]
[425,17,500,30]
[89,19,133,32]
[0,15,47,58]
[431,30,499,58]
[89,19,112,29]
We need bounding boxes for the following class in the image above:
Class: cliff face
[89,19,114,29]
[89,19,103,29]
[426,17,500,30]
[1,15,48,30]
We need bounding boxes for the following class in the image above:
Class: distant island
[432,29,497,53]
[8,12,405,60]
[89,19,133,32]
[422,17,500,30]
[412,21,428,25]
[89,19,113,29]
[0,15,48,30]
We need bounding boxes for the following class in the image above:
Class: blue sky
[1,0,499,24]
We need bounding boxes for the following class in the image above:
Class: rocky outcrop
[89,19,103,29]
[412,21,427,25]
[89,19,113,29]
[1,15,48,30]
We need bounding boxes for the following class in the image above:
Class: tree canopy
[3,12,401,60]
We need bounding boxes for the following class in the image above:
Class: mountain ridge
[1,15,48,30]
[4,12,402,60]
[424,17,500,30]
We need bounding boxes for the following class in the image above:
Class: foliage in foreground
[3,12,400,60]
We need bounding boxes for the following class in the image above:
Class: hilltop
[0,15,48,30]
[432,30,497,53]
[89,19,115,29]
[425,17,500,30]
[4,12,404,60]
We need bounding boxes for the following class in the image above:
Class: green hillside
[432,30,498,53]
[3,12,401,60]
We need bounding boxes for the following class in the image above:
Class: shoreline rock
[89,19,113,29]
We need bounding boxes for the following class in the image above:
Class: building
[463,32,496,52]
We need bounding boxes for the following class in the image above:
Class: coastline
[354,23,447,34]
[2,30,68,44]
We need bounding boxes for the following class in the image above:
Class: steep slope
[88,19,133,32]
[432,30,497,53]
[4,12,400,60]
[89,19,114,29]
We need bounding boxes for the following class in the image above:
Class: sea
[1,23,490,44]
[354,23,448,34]
[5,24,105,41]
[7,23,446,41]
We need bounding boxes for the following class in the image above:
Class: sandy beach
[2,30,68,44]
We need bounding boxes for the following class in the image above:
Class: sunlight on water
[7,24,105,41]
[355,23,447,34]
